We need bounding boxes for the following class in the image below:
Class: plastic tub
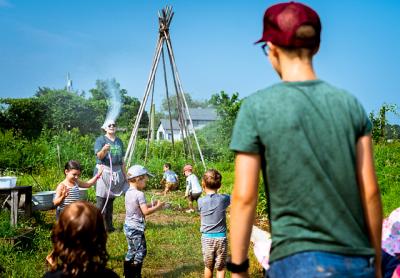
[0,176,17,189]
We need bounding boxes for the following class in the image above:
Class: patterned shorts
[124,224,147,263]
[201,236,228,270]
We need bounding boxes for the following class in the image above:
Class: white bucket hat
[102,119,116,130]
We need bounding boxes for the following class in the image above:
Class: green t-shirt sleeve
[230,98,261,153]
[353,97,372,137]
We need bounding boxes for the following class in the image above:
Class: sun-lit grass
[0,189,264,277]
[0,141,399,276]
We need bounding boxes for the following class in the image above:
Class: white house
[157,108,218,142]
[156,119,182,141]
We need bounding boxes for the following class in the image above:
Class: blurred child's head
[163,163,171,171]
[127,165,153,189]
[202,169,222,190]
[64,160,82,181]
[183,164,193,176]
[50,201,108,275]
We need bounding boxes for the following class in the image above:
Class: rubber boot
[124,260,134,277]
[133,262,143,278]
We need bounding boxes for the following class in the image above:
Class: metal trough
[32,188,89,211]
[32,191,55,211]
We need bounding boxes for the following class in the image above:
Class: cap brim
[254,37,264,44]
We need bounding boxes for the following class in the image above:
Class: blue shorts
[267,251,375,278]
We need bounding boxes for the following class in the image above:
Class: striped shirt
[58,183,80,212]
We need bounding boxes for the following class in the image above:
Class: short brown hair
[202,169,222,190]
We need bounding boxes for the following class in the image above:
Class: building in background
[157,108,218,141]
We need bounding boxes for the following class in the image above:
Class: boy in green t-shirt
[228,2,383,278]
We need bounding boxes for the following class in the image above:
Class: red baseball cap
[183,164,193,172]
[256,2,321,49]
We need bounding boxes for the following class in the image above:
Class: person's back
[228,2,382,278]
[199,193,230,234]
[164,169,178,183]
[161,163,179,195]
[198,169,230,278]
[239,80,373,260]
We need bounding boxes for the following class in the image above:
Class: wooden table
[0,186,32,226]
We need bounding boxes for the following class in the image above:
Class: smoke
[102,79,122,129]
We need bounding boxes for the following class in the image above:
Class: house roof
[159,119,180,131]
[187,108,218,121]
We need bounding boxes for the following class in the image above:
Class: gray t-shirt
[198,193,230,234]
[124,187,147,231]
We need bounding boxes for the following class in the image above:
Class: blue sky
[1,0,399,123]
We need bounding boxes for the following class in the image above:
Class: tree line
[0,78,397,145]
[0,79,144,138]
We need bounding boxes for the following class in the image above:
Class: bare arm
[96,143,110,160]
[230,152,261,277]
[356,135,382,277]
[53,183,68,206]
[77,166,103,188]
[140,200,164,216]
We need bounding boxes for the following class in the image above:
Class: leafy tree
[36,88,99,134]
[160,92,209,119]
[0,98,45,138]
[197,91,242,161]
[209,91,242,124]
[369,104,399,142]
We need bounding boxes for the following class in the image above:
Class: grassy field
[0,190,264,277]
[0,142,399,277]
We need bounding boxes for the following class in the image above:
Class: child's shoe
[185,208,194,213]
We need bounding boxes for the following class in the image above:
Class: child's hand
[156,200,165,209]
[61,185,69,198]
[46,251,56,268]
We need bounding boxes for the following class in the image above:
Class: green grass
[0,190,264,277]
[0,142,399,276]
[374,142,400,216]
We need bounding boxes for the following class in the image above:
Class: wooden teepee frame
[124,6,206,170]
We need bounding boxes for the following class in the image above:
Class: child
[160,163,179,196]
[123,165,164,277]
[53,160,103,219]
[183,164,202,213]
[45,201,118,277]
[198,169,230,278]
[229,2,382,276]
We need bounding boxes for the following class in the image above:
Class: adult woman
[94,119,128,232]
